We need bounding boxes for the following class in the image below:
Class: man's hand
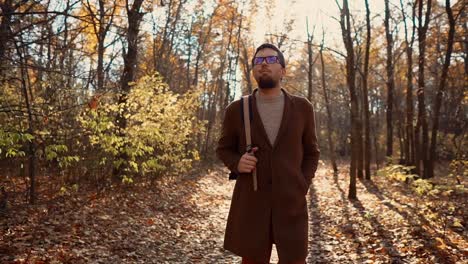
[237,147,258,173]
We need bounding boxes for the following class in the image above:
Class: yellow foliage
[78,73,205,179]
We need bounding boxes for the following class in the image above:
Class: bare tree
[82,0,117,91]
[400,0,417,167]
[384,0,395,158]
[363,0,371,179]
[185,16,194,89]
[192,5,219,86]
[415,0,432,178]
[428,0,457,178]
[224,3,244,110]
[319,32,338,174]
[337,0,359,199]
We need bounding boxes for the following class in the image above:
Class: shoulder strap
[242,95,252,149]
[242,95,257,191]
[240,95,253,123]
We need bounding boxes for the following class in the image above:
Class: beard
[257,76,278,89]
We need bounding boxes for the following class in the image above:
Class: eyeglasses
[253,56,279,65]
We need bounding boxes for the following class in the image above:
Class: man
[216,43,320,264]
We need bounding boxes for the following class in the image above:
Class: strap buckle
[246,144,253,153]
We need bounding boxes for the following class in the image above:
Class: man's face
[252,48,286,89]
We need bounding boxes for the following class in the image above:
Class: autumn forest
[0,0,466,263]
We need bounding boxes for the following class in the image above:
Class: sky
[252,0,387,50]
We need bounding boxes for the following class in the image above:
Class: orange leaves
[146,218,155,225]
[88,94,101,110]
[435,237,447,250]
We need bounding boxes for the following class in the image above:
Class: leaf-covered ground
[0,164,466,263]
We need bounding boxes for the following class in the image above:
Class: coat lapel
[250,88,293,150]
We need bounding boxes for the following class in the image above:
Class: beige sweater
[255,91,285,145]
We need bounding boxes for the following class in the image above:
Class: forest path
[1,164,466,263]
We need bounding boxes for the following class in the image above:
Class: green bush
[376,164,418,182]
[0,129,33,158]
[79,73,205,182]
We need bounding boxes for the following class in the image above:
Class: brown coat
[216,88,320,262]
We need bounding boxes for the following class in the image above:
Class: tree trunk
[416,0,432,179]
[193,6,218,86]
[92,0,115,91]
[398,115,405,163]
[400,0,416,167]
[0,0,14,80]
[203,87,219,156]
[241,40,253,93]
[165,0,185,86]
[96,0,105,91]
[363,0,371,179]
[229,6,243,102]
[319,39,338,173]
[224,10,239,111]
[114,0,144,179]
[373,123,380,170]
[356,74,363,179]
[339,0,358,199]
[306,17,314,102]
[204,16,235,153]
[156,0,173,75]
[428,0,455,178]
[384,0,395,158]
[186,17,193,90]
[14,36,36,203]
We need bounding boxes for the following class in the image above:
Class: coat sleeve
[301,100,320,186]
[216,102,242,179]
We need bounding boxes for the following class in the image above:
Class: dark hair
[251,43,286,68]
